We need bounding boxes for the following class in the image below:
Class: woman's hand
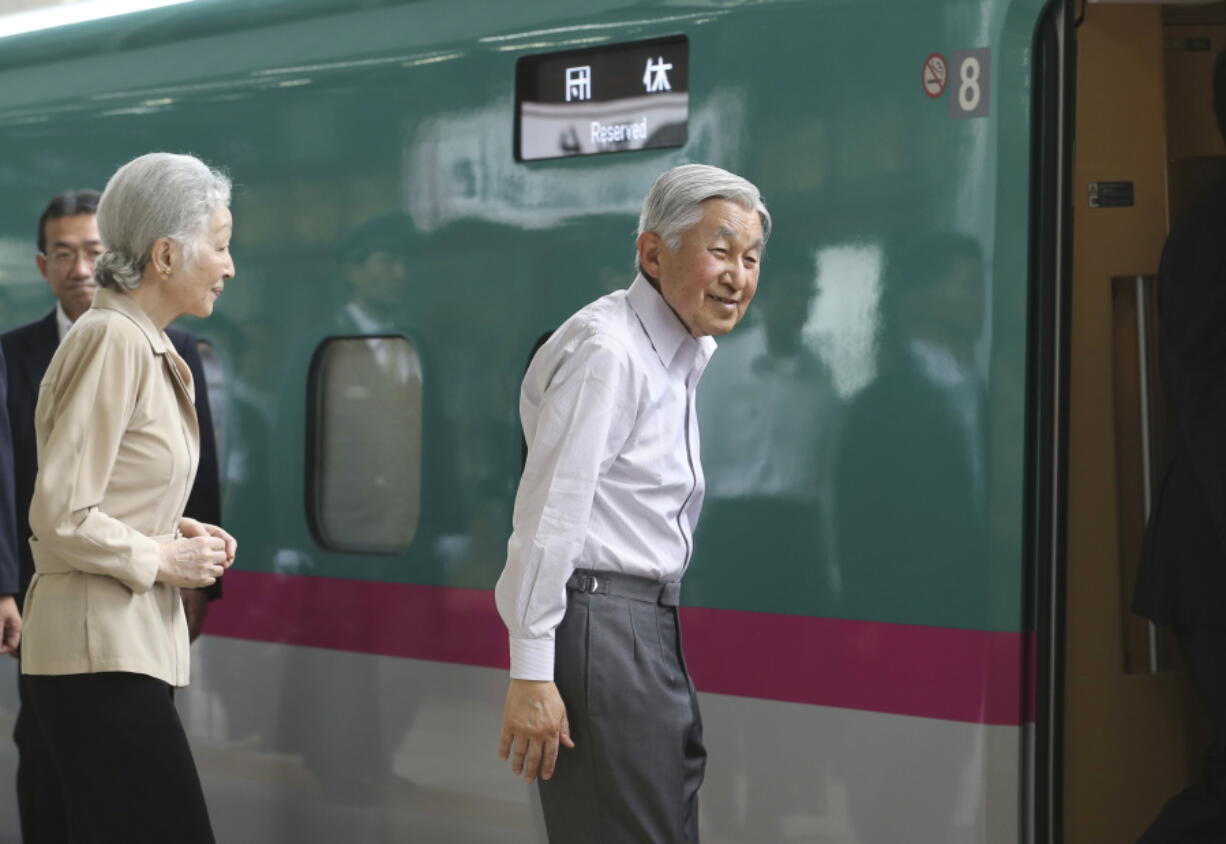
[178,518,237,565]
[157,535,228,588]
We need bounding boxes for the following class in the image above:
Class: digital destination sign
[515,36,689,162]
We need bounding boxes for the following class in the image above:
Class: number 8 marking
[959,56,981,112]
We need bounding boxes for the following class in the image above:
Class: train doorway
[1050,2,1226,841]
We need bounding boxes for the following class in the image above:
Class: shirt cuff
[509,636,555,681]
[125,534,163,595]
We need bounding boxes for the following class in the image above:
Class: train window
[307,336,423,554]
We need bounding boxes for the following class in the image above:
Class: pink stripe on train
[205,570,1030,726]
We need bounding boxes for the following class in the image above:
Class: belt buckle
[581,574,600,594]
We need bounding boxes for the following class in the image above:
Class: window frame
[304,333,424,556]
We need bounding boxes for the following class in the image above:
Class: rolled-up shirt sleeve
[496,333,635,681]
[27,321,161,594]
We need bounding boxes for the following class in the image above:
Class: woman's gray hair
[636,163,771,263]
[94,152,231,291]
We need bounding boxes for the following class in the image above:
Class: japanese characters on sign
[517,36,690,161]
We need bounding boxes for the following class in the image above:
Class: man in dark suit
[0,346,22,657]
[3,190,223,844]
[1134,52,1226,844]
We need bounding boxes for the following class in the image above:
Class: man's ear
[636,231,666,279]
[35,253,49,282]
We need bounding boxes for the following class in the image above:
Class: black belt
[567,568,681,607]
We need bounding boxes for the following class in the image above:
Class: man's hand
[181,588,210,642]
[498,679,574,783]
[0,595,21,657]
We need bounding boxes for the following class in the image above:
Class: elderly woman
[20,152,236,844]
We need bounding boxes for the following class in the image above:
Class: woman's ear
[150,237,175,276]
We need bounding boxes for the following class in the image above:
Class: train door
[1048,2,1226,841]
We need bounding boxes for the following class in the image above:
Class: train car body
[0,0,1052,841]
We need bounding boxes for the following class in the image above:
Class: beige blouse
[21,287,199,686]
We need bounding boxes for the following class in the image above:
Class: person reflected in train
[693,235,833,604]
[1134,50,1226,844]
[836,232,987,616]
[338,212,415,329]
[267,214,422,577]
[18,153,236,844]
[496,163,770,843]
[322,212,423,548]
[274,212,440,805]
[834,232,988,842]
[192,310,275,553]
[690,234,836,837]
[1,187,227,844]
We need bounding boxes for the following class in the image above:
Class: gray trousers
[539,570,706,844]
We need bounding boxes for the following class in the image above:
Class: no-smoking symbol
[923,53,947,98]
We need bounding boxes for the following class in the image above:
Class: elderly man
[496,164,769,843]
[2,189,223,844]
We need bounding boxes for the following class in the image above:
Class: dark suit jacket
[1,309,222,608]
[835,345,989,628]
[0,345,18,595]
[1134,179,1226,624]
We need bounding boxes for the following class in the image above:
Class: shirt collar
[90,286,169,355]
[626,273,717,373]
[54,301,73,343]
[345,300,383,334]
[909,338,971,390]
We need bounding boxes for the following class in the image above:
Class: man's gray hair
[637,163,770,259]
[94,152,231,291]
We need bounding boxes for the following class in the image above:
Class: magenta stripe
[205,570,1028,726]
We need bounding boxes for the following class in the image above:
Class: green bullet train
[0,0,1218,840]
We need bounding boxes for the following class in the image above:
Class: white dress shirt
[700,320,832,500]
[54,301,74,342]
[496,274,716,681]
[343,300,418,384]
